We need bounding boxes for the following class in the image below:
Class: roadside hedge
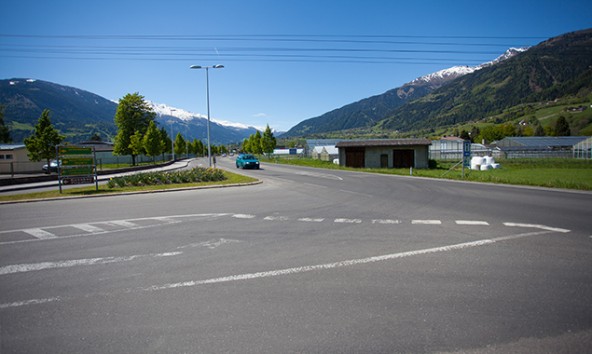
[107,167,226,188]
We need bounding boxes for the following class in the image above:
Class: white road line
[23,228,57,240]
[298,218,325,223]
[264,216,289,221]
[232,214,256,219]
[334,218,362,224]
[72,224,105,233]
[412,220,442,225]
[109,220,138,228]
[0,297,62,309]
[503,222,570,233]
[0,252,182,276]
[372,219,401,224]
[144,230,553,293]
[455,220,490,226]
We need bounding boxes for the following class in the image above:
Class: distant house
[311,146,339,161]
[0,144,44,174]
[336,139,432,169]
[492,136,591,159]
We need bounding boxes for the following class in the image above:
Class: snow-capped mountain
[148,101,259,130]
[410,47,529,86]
[283,47,530,137]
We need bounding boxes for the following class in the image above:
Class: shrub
[107,167,227,188]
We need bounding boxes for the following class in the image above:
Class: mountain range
[284,29,592,138]
[281,48,528,137]
[2,29,591,144]
[0,79,259,144]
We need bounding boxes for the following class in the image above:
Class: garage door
[393,149,414,168]
[345,148,365,168]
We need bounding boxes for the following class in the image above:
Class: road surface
[1,157,591,353]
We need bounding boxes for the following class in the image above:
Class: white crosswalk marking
[72,224,105,233]
[109,220,138,228]
[23,228,57,240]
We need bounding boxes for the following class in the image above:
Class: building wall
[340,145,430,169]
[0,146,44,174]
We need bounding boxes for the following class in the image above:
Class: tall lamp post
[190,64,224,167]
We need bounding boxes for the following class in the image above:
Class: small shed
[336,139,432,169]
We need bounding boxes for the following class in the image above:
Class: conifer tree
[24,109,64,173]
[143,121,164,162]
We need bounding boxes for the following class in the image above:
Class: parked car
[42,159,60,173]
[235,154,260,169]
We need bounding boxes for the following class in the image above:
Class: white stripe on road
[298,218,325,223]
[0,252,182,276]
[412,220,442,225]
[264,216,289,221]
[109,220,138,228]
[23,228,57,240]
[72,224,105,233]
[455,220,490,226]
[232,214,256,219]
[334,218,362,224]
[372,219,401,224]
[504,222,570,233]
[145,230,553,293]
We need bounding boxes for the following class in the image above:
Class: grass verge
[264,157,592,191]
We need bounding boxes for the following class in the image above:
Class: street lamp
[190,64,224,167]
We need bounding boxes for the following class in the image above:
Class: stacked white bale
[471,156,485,170]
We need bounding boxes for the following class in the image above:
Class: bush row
[107,167,226,188]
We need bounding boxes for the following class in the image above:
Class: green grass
[265,157,592,190]
[0,170,258,203]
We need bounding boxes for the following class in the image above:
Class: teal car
[236,154,260,169]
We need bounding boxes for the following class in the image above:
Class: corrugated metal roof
[336,139,431,148]
[497,136,590,147]
[0,144,26,150]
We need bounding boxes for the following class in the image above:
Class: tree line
[16,92,275,171]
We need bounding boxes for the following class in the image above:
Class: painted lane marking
[504,222,570,233]
[334,218,362,224]
[177,238,241,250]
[23,228,57,240]
[372,219,401,224]
[0,251,182,276]
[455,220,490,226]
[295,171,343,181]
[0,297,62,310]
[1,228,568,309]
[232,214,256,219]
[109,220,138,228]
[72,224,105,233]
[144,230,553,293]
[412,220,442,225]
[264,216,290,221]
[298,218,325,223]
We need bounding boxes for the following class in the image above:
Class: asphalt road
[1,157,591,353]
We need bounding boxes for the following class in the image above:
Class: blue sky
[1,0,591,132]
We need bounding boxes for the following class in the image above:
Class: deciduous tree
[113,93,155,165]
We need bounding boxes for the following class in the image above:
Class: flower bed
[107,167,226,188]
